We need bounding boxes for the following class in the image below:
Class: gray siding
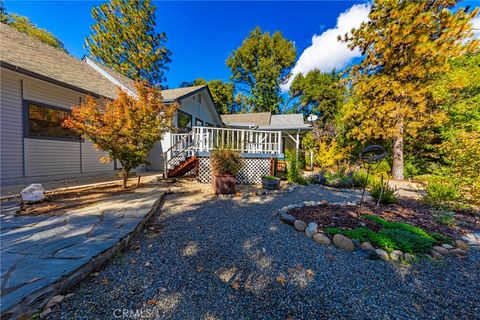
[0,70,24,179]
[81,140,114,173]
[1,68,116,182]
[24,138,81,176]
[147,141,164,170]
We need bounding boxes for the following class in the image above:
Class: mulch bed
[17,184,144,216]
[289,201,479,239]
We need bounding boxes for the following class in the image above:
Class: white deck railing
[165,126,282,176]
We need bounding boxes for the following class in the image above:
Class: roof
[259,114,311,131]
[221,112,271,126]
[160,85,206,101]
[221,112,311,131]
[0,23,120,98]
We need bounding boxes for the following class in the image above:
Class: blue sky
[4,1,479,89]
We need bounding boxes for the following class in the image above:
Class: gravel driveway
[48,185,480,319]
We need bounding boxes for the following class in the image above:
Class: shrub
[430,207,456,226]
[285,150,307,185]
[210,148,243,175]
[424,175,460,204]
[261,175,278,181]
[370,182,398,204]
[326,215,448,253]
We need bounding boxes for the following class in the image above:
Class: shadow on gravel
[47,186,480,320]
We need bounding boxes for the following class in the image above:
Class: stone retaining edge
[2,192,166,320]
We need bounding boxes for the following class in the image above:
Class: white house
[0,24,222,184]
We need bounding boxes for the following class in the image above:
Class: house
[0,24,222,184]
[1,23,311,185]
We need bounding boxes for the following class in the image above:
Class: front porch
[163,126,306,183]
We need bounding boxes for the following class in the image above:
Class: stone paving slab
[0,184,166,319]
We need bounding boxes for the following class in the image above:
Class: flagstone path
[0,184,166,319]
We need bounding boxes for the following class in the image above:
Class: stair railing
[163,131,207,178]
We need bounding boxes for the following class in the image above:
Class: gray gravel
[48,185,480,320]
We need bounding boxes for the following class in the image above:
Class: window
[177,110,192,132]
[26,102,80,140]
[205,122,214,127]
[195,118,203,126]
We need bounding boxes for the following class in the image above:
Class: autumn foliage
[63,82,177,187]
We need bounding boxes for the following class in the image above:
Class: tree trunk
[392,122,404,180]
[122,169,128,188]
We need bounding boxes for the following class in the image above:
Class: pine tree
[85,0,171,86]
[341,0,478,180]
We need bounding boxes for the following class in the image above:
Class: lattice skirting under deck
[197,157,272,184]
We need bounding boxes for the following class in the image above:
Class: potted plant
[261,175,281,190]
[211,148,243,195]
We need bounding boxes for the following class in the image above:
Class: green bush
[261,175,278,181]
[325,215,449,254]
[370,182,398,204]
[424,175,460,204]
[285,150,307,185]
[430,207,456,226]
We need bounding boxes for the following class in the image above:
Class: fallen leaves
[306,269,315,279]
[101,278,109,286]
[231,281,241,290]
[147,299,158,306]
[276,274,287,285]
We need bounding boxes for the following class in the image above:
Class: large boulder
[305,222,318,237]
[333,234,355,251]
[375,249,389,261]
[432,246,449,256]
[20,184,45,203]
[361,242,375,251]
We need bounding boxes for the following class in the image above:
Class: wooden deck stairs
[167,155,198,178]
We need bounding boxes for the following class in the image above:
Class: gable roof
[221,112,271,127]
[160,85,206,102]
[0,23,120,98]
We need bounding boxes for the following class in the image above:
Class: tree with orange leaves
[63,82,177,188]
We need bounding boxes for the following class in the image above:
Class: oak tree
[227,27,296,114]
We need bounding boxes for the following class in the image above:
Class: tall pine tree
[85,0,171,86]
[341,0,478,180]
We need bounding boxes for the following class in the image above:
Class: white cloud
[282,3,370,91]
[471,15,480,39]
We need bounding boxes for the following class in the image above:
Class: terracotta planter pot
[212,174,236,195]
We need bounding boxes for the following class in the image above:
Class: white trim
[83,57,136,97]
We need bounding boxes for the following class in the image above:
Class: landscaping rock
[449,248,466,256]
[389,250,403,262]
[361,242,375,251]
[294,220,307,232]
[441,244,454,250]
[279,213,296,226]
[433,246,449,256]
[375,249,389,261]
[45,295,64,309]
[313,233,331,245]
[278,207,289,215]
[461,232,480,246]
[305,222,318,238]
[367,251,380,260]
[319,200,328,205]
[20,184,45,203]
[404,253,414,263]
[304,201,316,207]
[351,239,361,249]
[333,234,355,251]
[430,250,443,259]
[40,308,52,318]
[455,240,469,251]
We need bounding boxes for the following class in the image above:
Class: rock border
[277,200,473,263]
[2,193,166,320]
[216,185,298,199]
